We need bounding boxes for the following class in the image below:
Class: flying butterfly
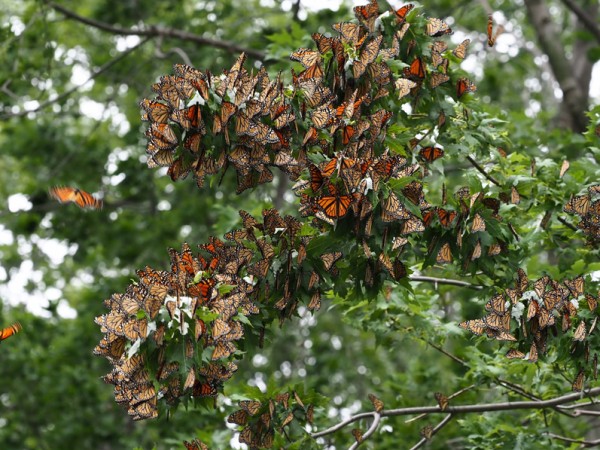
[49,186,103,210]
[0,322,22,342]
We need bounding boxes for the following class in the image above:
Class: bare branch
[408,414,453,450]
[46,1,266,60]
[560,0,600,43]
[546,432,600,447]
[466,156,501,187]
[0,37,151,119]
[348,412,381,450]
[557,216,578,232]
[311,388,600,440]
[409,275,484,290]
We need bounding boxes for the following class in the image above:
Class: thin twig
[409,275,484,290]
[408,414,453,450]
[546,432,600,447]
[466,155,501,187]
[311,388,600,439]
[1,37,151,119]
[559,0,600,44]
[557,216,578,232]
[348,412,381,450]
[46,1,265,60]
[426,341,468,366]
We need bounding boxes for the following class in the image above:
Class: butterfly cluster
[460,269,599,389]
[227,391,314,448]
[94,239,260,419]
[95,208,344,419]
[563,185,600,243]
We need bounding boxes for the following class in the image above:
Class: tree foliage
[1,0,600,449]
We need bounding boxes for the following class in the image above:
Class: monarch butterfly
[456,77,477,98]
[420,425,434,440]
[0,322,22,342]
[487,15,504,47]
[353,36,383,78]
[572,368,585,391]
[316,194,353,219]
[564,194,590,216]
[128,398,158,420]
[453,39,470,59]
[419,146,444,162]
[171,104,204,131]
[366,393,384,412]
[403,57,426,80]
[573,320,587,341]
[434,392,449,411]
[397,22,411,40]
[471,240,482,260]
[307,290,321,311]
[239,399,262,416]
[290,48,321,69]
[395,78,417,100]
[564,276,584,298]
[485,294,507,314]
[146,122,178,150]
[49,186,103,210]
[392,4,414,25]
[426,17,452,37]
[586,293,598,311]
[436,242,452,263]
[516,268,529,293]
[332,22,362,44]
[379,35,399,61]
[505,348,525,359]
[184,439,209,450]
[312,33,335,54]
[484,310,511,331]
[401,216,425,235]
[471,213,486,232]
[429,72,450,88]
[211,340,236,360]
[140,99,171,124]
[381,192,411,222]
[437,208,457,227]
[321,252,342,273]
[311,104,336,129]
[352,428,364,443]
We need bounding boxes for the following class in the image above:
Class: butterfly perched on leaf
[49,186,103,210]
[0,322,22,343]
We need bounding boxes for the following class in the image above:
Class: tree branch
[348,412,381,450]
[0,37,151,119]
[556,216,578,232]
[466,156,501,187]
[560,0,600,43]
[523,0,588,131]
[311,388,600,439]
[409,275,483,290]
[408,414,453,450]
[546,432,600,448]
[46,1,266,60]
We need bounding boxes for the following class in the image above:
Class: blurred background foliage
[0,0,599,448]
